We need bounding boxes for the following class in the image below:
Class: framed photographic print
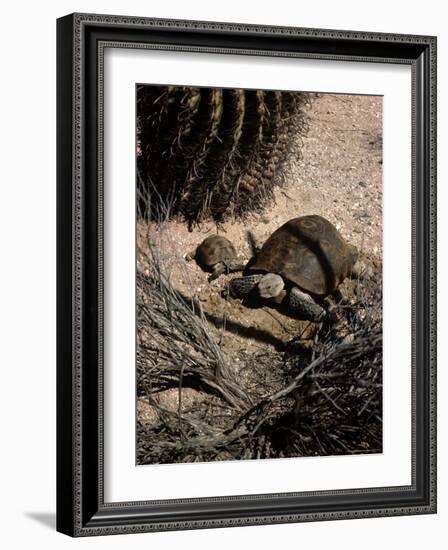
[56,13,437,536]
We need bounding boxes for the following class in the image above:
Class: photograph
[0,0,442,543]
[135,84,383,465]
[54,10,436,537]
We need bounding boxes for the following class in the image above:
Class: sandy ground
[137,92,383,424]
[287,93,383,257]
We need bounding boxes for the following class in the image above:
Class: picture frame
[56,12,437,536]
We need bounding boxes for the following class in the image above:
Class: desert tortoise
[229,215,358,320]
[186,235,245,281]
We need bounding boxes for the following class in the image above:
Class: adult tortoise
[229,215,358,320]
[186,235,244,281]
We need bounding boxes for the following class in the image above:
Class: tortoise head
[258,273,285,299]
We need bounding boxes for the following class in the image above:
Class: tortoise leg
[225,260,246,273]
[289,287,326,321]
[209,260,245,282]
[208,262,226,282]
[228,274,263,297]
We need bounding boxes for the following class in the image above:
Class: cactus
[137,85,309,226]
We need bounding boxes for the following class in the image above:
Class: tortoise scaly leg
[228,274,264,297]
[208,260,245,282]
[289,287,326,321]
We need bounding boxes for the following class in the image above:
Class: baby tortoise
[229,215,358,320]
[186,235,245,281]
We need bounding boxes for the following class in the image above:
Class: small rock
[342,333,355,345]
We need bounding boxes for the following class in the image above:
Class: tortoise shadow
[175,287,288,350]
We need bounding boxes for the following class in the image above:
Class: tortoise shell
[194,235,238,270]
[247,215,357,296]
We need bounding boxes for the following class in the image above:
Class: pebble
[342,334,355,345]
